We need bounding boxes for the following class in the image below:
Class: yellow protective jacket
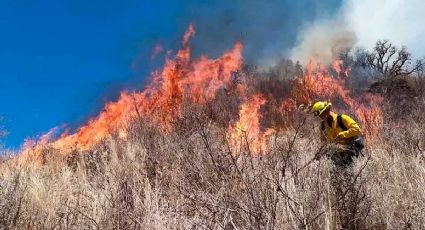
[320,113,362,143]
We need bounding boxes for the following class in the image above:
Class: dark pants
[329,137,364,167]
[330,148,357,167]
[326,142,365,229]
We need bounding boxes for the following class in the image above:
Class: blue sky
[0,0,341,149]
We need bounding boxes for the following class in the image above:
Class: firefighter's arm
[337,115,362,138]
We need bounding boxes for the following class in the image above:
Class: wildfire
[287,60,383,139]
[332,59,350,78]
[20,25,383,163]
[20,25,244,161]
[228,94,275,154]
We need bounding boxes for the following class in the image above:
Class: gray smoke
[176,0,343,66]
[345,0,425,59]
[291,0,425,64]
[290,18,357,64]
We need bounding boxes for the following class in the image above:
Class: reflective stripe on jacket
[320,113,362,143]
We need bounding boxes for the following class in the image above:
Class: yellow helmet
[311,101,332,116]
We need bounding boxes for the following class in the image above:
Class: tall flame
[20,25,384,163]
[228,94,274,154]
[21,25,244,161]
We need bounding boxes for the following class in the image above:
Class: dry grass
[2,65,425,229]
[1,111,425,230]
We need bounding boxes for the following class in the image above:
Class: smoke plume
[291,0,425,64]
[346,0,425,59]
[290,18,357,64]
[177,0,342,65]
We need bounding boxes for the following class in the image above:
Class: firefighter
[311,101,364,166]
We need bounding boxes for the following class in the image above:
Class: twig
[66,204,100,230]
[301,155,371,227]
[242,130,255,170]
[283,143,327,183]
[195,116,221,175]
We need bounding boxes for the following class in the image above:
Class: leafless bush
[1,107,424,229]
[1,39,425,229]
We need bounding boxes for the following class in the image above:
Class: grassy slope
[1,116,424,229]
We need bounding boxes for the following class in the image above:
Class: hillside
[1,27,425,229]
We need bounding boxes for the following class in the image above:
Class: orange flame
[21,25,244,161]
[287,60,383,140]
[20,25,383,163]
[228,94,275,154]
[332,59,351,79]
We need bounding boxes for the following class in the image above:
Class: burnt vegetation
[1,40,425,229]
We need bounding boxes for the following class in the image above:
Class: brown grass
[2,59,425,229]
[1,110,425,230]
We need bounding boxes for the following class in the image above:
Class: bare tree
[357,40,424,78]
